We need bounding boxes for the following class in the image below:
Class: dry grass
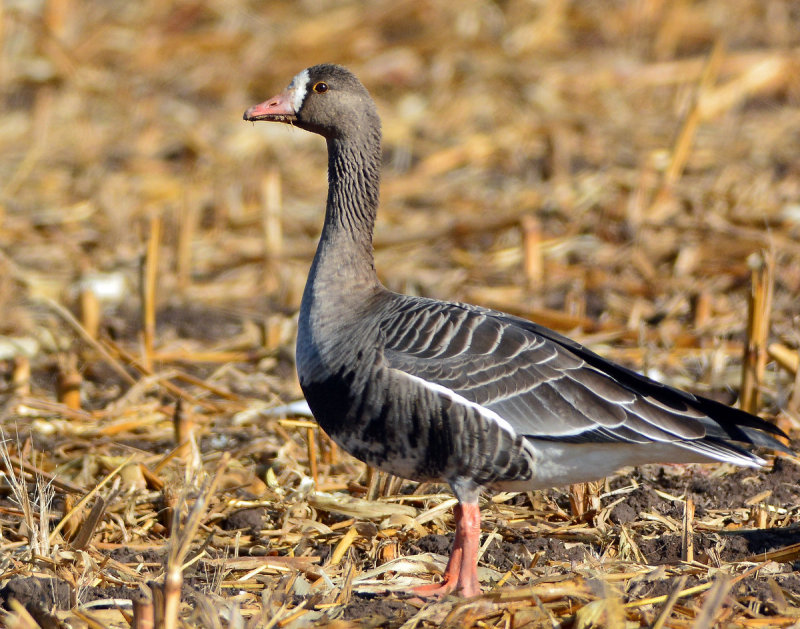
[1,0,800,627]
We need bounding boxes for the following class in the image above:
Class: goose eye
[312,81,328,94]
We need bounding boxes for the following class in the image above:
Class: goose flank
[244,64,792,598]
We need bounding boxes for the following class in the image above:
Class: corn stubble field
[1,0,800,627]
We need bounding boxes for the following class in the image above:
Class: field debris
[0,0,799,627]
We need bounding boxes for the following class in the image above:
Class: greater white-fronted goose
[243,64,791,598]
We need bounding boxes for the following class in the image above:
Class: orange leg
[412,502,482,598]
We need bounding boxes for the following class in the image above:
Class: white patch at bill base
[288,69,310,112]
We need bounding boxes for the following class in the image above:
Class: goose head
[243,64,379,140]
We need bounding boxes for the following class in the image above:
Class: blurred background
[1,0,799,413]
[0,2,800,624]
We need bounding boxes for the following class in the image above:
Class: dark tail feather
[692,395,792,454]
[514,314,793,457]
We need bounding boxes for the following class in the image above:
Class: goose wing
[380,296,788,461]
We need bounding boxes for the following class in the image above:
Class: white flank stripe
[288,69,310,112]
[398,371,518,438]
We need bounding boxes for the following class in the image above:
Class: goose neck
[319,134,381,265]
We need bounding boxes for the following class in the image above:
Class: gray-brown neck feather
[298,118,384,369]
[310,126,382,292]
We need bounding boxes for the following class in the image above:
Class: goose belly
[300,365,430,480]
[493,440,723,492]
[299,364,535,487]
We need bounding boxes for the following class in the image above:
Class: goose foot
[412,502,482,598]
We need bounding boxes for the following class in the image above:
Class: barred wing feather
[381,297,788,459]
